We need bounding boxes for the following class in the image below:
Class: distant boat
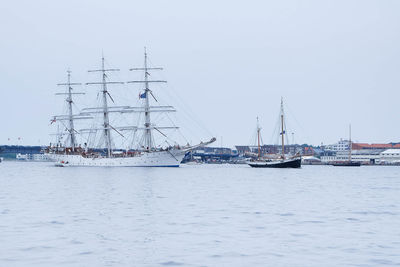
[183,151,203,165]
[332,124,361,167]
[248,157,301,168]
[332,161,361,167]
[248,98,301,169]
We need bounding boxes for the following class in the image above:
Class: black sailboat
[248,157,302,168]
[248,98,301,168]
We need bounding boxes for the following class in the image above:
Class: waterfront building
[16,153,50,162]
[322,140,400,165]
[321,148,400,165]
[380,149,400,164]
[322,149,383,165]
[0,145,44,159]
[352,143,400,150]
[325,139,350,152]
[336,149,383,164]
[320,150,337,163]
[235,146,251,155]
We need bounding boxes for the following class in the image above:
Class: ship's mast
[257,117,261,159]
[281,98,285,159]
[55,70,84,152]
[101,56,112,157]
[349,124,352,162]
[67,71,76,151]
[128,48,167,151]
[143,49,152,150]
[87,55,123,157]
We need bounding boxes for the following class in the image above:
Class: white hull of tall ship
[46,149,186,167]
[46,138,216,167]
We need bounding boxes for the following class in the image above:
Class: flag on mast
[139,91,147,99]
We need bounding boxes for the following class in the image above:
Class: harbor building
[0,145,44,160]
[16,153,50,161]
[335,149,383,164]
[325,139,350,152]
[352,143,400,150]
[320,140,400,165]
[380,149,400,164]
[320,150,337,163]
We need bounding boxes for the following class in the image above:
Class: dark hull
[248,158,301,168]
[332,161,361,167]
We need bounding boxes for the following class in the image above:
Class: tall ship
[248,98,301,168]
[45,50,215,167]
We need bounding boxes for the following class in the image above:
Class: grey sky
[1,0,399,147]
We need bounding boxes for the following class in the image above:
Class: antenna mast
[87,55,124,157]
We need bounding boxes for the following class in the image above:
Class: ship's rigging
[50,50,211,157]
[52,70,90,152]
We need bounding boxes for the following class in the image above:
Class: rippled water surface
[1,162,400,266]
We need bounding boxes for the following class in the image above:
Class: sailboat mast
[66,70,76,151]
[281,98,285,159]
[127,49,167,151]
[55,71,83,152]
[143,48,152,150]
[257,117,261,159]
[86,56,123,157]
[349,124,352,161]
[100,56,113,157]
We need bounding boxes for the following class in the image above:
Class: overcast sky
[1,0,399,147]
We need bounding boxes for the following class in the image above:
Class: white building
[380,149,400,164]
[343,149,382,164]
[325,139,350,152]
[16,153,50,161]
[320,154,336,163]
[16,153,28,160]
[321,149,383,164]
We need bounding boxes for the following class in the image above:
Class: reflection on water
[0,162,399,266]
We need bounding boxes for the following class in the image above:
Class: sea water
[0,162,399,266]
